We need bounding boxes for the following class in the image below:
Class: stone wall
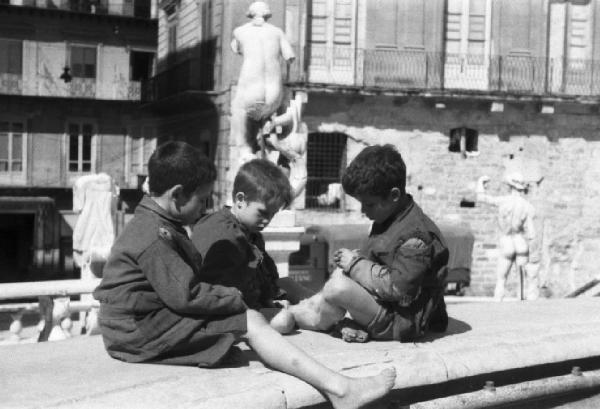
[296,92,600,298]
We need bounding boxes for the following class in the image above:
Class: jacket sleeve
[139,239,247,315]
[348,238,432,306]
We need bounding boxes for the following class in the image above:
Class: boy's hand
[334,248,361,272]
[272,299,291,309]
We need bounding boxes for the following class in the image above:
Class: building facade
[150,0,600,298]
[0,0,158,282]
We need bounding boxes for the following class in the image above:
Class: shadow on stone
[420,316,472,342]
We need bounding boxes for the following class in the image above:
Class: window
[0,120,25,174]
[308,0,356,84]
[68,122,94,172]
[129,126,156,176]
[305,132,347,209]
[0,39,22,75]
[165,3,178,55]
[130,51,154,81]
[70,46,96,79]
[133,0,151,18]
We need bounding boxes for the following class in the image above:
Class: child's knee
[270,309,296,334]
[322,275,352,302]
[246,309,269,333]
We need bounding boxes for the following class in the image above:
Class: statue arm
[476,176,500,205]
[524,204,536,241]
[279,31,295,62]
[230,30,241,54]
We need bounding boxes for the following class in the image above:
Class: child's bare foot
[333,318,370,343]
[328,367,396,409]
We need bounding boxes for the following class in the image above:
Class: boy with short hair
[93,142,394,408]
[192,159,319,332]
[322,144,449,342]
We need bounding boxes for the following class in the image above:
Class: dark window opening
[0,39,22,75]
[70,46,96,79]
[68,122,93,172]
[449,127,479,154]
[133,0,151,18]
[130,51,154,81]
[306,132,347,209]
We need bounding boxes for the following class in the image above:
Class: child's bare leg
[288,293,346,331]
[245,310,396,409]
[277,277,316,304]
[321,273,380,326]
[269,308,296,334]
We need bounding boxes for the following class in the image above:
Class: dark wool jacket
[93,196,247,367]
[191,207,280,309]
[349,196,449,333]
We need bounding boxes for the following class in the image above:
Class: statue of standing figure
[476,172,537,301]
[230,2,307,207]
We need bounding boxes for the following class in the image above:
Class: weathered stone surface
[1,298,599,409]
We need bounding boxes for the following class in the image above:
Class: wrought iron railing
[0,0,154,19]
[142,56,215,102]
[0,73,143,101]
[287,47,600,98]
[0,73,22,94]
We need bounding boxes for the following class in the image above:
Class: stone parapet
[2,298,599,408]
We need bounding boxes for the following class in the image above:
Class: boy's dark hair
[233,159,292,208]
[342,144,406,198]
[148,141,216,196]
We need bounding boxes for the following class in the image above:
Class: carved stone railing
[70,78,96,98]
[0,278,100,345]
[0,73,22,95]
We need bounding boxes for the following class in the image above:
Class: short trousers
[366,287,447,342]
[366,303,416,342]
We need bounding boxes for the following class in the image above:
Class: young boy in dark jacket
[322,144,449,342]
[93,142,395,408]
[192,159,320,332]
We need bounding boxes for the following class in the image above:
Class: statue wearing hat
[476,172,537,300]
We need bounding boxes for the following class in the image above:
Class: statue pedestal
[263,210,304,278]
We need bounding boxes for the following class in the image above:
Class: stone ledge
[2,298,600,409]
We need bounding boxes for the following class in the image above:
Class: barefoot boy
[94,142,394,407]
[321,144,449,342]
[192,159,321,333]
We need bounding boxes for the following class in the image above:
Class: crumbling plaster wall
[299,93,600,297]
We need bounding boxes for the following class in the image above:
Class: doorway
[0,213,34,283]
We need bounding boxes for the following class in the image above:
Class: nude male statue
[476,172,537,301]
[230,1,295,162]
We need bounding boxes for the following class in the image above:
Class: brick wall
[296,92,600,298]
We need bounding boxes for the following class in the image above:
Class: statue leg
[231,107,256,164]
[495,235,516,301]
[514,235,534,300]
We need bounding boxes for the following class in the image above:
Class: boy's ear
[234,192,246,207]
[170,184,186,203]
[389,187,402,202]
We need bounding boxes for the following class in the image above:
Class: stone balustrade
[0,279,100,345]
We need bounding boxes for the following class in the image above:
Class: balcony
[69,77,95,98]
[142,56,214,103]
[0,0,154,19]
[0,72,144,101]
[287,47,600,100]
[0,73,22,94]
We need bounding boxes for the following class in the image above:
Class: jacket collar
[137,195,187,235]
[371,194,415,235]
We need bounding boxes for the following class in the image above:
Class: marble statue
[230,1,295,161]
[72,172,118,334]
[476,172,537,300]
[229,2,309,208]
